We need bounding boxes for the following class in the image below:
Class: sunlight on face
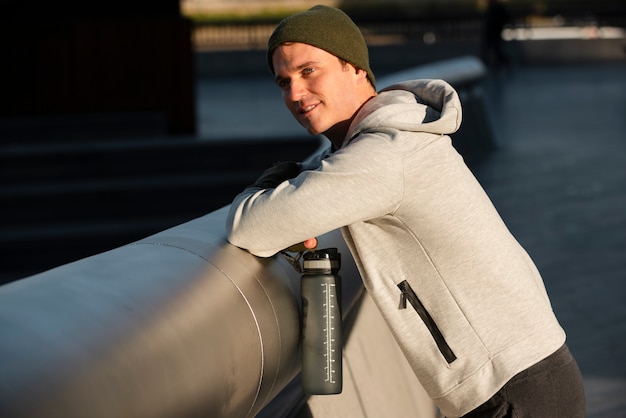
[272,42,368,144]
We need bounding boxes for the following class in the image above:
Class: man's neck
[325,93,377,149]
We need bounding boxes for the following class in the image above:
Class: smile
[299,103,318,114]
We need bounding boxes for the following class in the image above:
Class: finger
[303,238,318,250]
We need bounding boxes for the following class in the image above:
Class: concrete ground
[477,63,626,418]
[197,60,626,417]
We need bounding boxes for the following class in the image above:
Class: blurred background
[1,1,625,416]
[1,0,624,284]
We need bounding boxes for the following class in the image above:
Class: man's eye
[277,79,289,89]
[302,67,315,76]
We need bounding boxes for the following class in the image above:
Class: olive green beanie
[267,5,375,87]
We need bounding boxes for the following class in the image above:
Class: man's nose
[287,79,307,102]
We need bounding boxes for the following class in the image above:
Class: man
[226,5,585,417]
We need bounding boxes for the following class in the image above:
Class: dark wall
[0,0,195,136]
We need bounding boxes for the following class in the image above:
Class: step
[1,137,320,185]
[0,135,322,284]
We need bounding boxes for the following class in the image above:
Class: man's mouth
[299,103,318,115]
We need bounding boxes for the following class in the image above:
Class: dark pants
[459,344,586,418]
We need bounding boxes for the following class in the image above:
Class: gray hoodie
[226,79,565,417]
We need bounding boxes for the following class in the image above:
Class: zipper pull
[399,291,407,309]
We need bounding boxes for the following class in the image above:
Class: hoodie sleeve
[225,132,404,257]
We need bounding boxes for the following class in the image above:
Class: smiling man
[226,5,585,418]
[272,41,376,145]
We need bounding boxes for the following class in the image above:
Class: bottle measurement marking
[322,282,337,383]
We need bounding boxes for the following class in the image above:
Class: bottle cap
[303,248,340,272]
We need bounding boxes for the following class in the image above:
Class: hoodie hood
[344,79,462,148]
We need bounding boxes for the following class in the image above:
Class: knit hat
[267,5,375,87]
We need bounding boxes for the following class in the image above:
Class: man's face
[272,42,366,142]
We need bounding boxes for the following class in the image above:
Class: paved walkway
[477,63,626,418]
[196,74,302,141]
[197,61,626,417]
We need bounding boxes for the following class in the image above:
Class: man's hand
[285,238,318,253]
[252,161,301,189]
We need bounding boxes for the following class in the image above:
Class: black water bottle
[300,248,342,394]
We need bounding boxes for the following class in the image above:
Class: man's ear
[354,67,368,84]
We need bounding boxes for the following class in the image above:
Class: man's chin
[307,128,321,136]
[302,123,322,136]
[297,118,327,136]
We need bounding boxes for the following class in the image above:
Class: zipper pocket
[398,280,457,364]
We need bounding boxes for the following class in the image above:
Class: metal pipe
[0,206,358,418]
[377,55,486,89]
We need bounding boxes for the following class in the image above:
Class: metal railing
[0,205,362,418]
[190,11,626,51]
[192,19,485,51]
